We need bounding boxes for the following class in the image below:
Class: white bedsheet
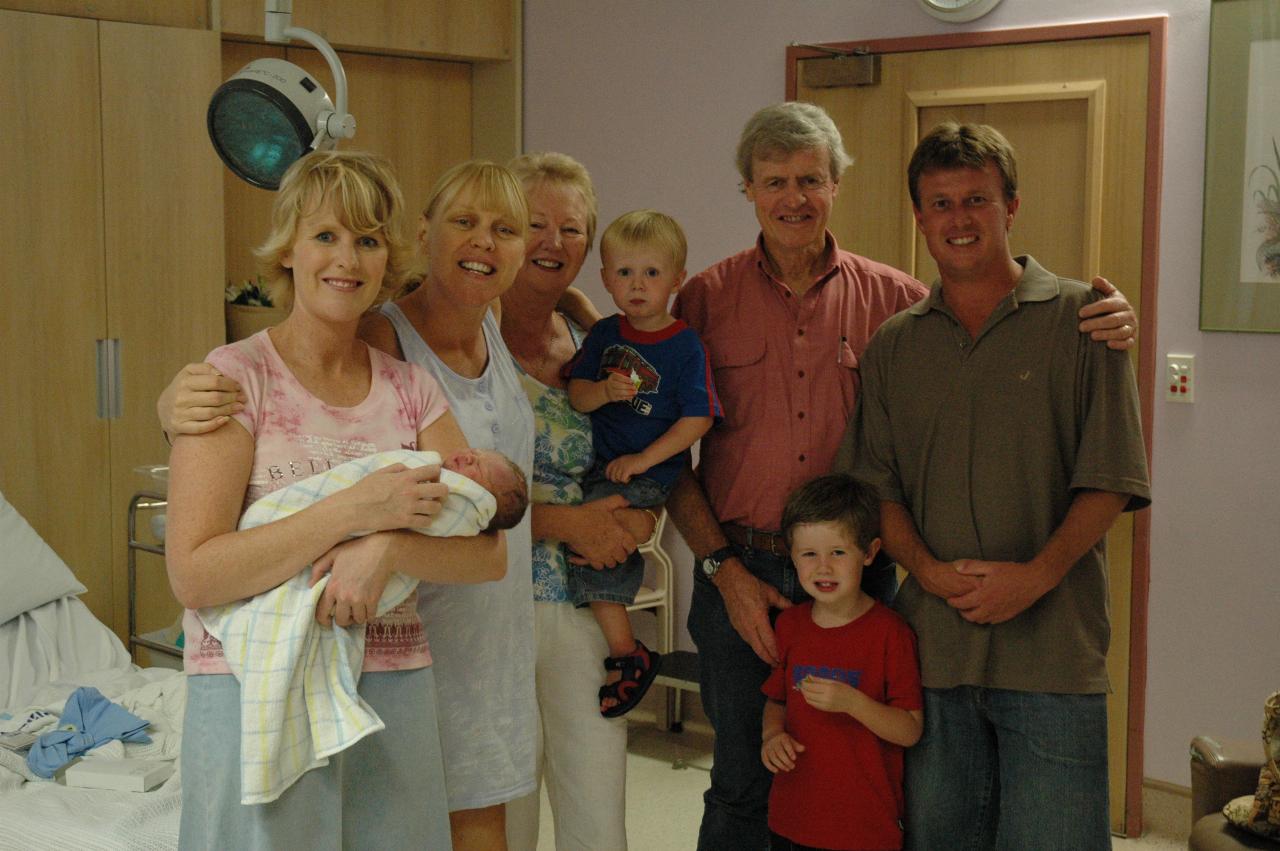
[0,664,185,850]
[0,595,183,850]
[1,596,132,710]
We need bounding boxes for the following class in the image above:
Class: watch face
[926,0,972,7]
[701,557,716,576]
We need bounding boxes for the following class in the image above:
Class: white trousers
[506,601,628,851]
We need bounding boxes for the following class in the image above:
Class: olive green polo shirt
[843,256,1150,694]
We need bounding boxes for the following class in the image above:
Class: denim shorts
[567,465,671,607]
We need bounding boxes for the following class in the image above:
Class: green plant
[225,277,275,307]
[1250,137,1280,278]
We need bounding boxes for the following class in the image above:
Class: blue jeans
[569,468,671,606]
[689,544,896,851]
[905,686,1110,851]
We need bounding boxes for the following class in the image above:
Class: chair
[1189,735,1276,850]
[626,508,680,729]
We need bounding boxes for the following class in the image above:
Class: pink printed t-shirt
[181,329,450,676]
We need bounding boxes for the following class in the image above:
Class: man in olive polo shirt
[845,122,1150,851]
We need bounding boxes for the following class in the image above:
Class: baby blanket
[198,449,495,804]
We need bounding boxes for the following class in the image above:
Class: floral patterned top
[516,317,593,603]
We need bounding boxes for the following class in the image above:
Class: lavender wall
[523,0,1280,785]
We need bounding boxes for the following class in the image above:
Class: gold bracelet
[640,507,660,540]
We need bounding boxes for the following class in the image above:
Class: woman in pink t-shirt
[165,150,506,851]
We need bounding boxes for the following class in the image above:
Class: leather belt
[721,523,788,558]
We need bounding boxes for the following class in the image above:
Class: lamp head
[207,58,353,190]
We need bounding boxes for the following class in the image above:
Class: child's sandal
[598,641,662,718]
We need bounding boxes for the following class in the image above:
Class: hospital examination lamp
[207,1,355,189]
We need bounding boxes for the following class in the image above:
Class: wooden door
[99,20,226,646]
[0,10,114,620]
[792,23,1161,835]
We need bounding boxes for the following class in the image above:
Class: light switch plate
[1166,354,1195,403]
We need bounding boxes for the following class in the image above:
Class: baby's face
[440,448,517,494]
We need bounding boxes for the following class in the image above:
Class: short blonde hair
[599,210,688,271]
[255,150,411,308]
[507,152,599,250]
[422,160,529,239]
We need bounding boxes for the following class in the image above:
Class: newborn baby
[439,448,528,531]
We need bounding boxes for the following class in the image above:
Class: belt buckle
[748,527,783,558]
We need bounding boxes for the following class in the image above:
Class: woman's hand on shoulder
[159,362,244,436]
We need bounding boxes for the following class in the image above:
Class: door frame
[786,17,1166,838]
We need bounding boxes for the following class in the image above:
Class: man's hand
[714,559,791,666]
[761,730,805,773]
[798,675,859,715]
[1078,276,1137,351]
[914,559,983,601]
[945,559,1053,624]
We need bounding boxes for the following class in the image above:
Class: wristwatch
[699,546,737,580]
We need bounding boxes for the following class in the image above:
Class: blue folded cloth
[26,686,151,778]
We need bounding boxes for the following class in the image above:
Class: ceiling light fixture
[207,1,356,189]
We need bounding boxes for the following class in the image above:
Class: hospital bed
[0,489,183,850]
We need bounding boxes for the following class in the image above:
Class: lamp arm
[260,2,355,144]
[281,26,347,118]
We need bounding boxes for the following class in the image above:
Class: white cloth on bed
[196,449,494,805]
[0,666,186,851]
[0,596,132,711]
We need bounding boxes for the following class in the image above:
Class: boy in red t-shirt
[761,474,924,850]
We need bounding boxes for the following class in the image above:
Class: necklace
[508,312,564,381]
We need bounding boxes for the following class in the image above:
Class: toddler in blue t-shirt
[567,210,722,717]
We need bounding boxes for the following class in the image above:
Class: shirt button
[491,423,501,434]
[797,412,805,419]
[798,370,805,378]
[798,454,806,462]
[485,402,495,411]
[797,329,805,337]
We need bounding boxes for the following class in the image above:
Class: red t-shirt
[762,601,923,850]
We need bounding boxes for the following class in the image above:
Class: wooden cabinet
[220,0,514,61]
[0,9,224,641]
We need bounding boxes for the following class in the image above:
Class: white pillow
[0,490,87,626]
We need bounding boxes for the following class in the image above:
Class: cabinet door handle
[95,338,122,419]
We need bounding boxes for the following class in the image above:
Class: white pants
[506,601,628,851]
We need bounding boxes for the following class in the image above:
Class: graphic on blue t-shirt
[600,344,658,416]
[791,664,862,690]
[565,315,721,487]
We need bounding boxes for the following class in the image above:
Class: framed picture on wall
[1201,0,1280,332]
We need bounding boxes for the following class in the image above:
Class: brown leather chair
[1189,735,1276,849]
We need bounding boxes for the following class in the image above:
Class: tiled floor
[536,714,1193,850]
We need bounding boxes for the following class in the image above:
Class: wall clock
[916,0,1005,23]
